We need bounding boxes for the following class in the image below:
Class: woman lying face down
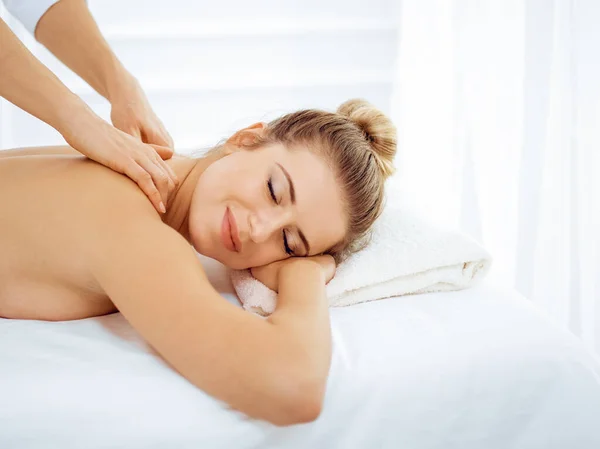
[0,98,396,426]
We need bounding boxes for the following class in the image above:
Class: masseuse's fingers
[155,156,178,194]
[146,145,178,196]
[144,123,174,149]
[159,123,175,149]
[134,143,178,207]
[136,154,173,212]
[149,144,178,182]
[60,112,177,213]
[150,143,174,160]
[123,159,168,214]
[149,152,177,201]
[126,126,142,140]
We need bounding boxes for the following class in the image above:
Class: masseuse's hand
[0,1,177,214]
[250,255,336,293]
[109,74,174,149]
[63,115,178,214]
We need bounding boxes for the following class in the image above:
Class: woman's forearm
[267,260,333,415]
[34,0,129,102]
[0,17,100,136]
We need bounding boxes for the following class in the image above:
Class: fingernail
[159,202,166,213]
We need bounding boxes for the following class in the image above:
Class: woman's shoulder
[0,144,81,159]
[1,144,158,213]
[0,144,167,252]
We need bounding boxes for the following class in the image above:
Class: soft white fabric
[2,0,62,35]
[231,202,492,316]
[390,0,600,357]
[1,255,600,448]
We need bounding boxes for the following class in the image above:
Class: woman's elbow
[270,381,326,427]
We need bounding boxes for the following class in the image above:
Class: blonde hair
[205,98,397,264]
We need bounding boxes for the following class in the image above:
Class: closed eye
[267,177,294,256]
[283,231,294,256]
[267,178,278,204]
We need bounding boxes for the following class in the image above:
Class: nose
[248,207,292,244]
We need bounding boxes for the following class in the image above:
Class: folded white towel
[230,201,493,316]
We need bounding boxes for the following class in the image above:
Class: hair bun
[337,98,397,178]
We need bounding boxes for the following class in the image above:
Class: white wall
[0,0,401,153]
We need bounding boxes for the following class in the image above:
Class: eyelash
[267,177,294,256]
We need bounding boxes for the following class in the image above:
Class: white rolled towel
[231,202,492,316]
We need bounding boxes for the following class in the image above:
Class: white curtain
[389,0,600,357]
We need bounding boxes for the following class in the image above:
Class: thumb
[120,125,142,140]
[149,144,174,160]
[143,126,171,149]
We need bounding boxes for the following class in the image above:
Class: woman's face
[188,140,347,270]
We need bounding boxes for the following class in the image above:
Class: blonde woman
[0,99,397,426]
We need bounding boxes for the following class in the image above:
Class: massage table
[1,255,600,448]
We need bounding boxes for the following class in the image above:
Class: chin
[221,257,250,270]
[195,246,246,270]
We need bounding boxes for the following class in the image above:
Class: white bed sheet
[1,256,600,449]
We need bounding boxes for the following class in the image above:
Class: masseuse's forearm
[35,0,129,102]
[267,261,333,414]
[0,18,100,137]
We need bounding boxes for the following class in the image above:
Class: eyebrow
[276,162,311,256]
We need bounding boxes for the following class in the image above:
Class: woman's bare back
[0,146,160,320]
[0,146,330,425]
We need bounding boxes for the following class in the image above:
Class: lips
[221,207,240,253]
[228,208,241,252]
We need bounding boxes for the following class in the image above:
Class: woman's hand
[250,255,336,292]
[109,74,174,149]
[62,114,179,214]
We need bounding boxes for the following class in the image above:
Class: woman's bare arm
[88,205,328,426]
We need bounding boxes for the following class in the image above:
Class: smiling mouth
[229,223,237,252]
[228,208,240,253]
[221,208,236,253]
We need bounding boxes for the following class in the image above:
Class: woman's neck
[160,154,212,242]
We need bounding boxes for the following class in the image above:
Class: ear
[226,122,267,148]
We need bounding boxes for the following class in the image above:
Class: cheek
[186,188,219,251]
[238,243,285,269]
[247,252,277,267]
[234,175,264,206]
[186,204,206,252]
[220,250,280,271]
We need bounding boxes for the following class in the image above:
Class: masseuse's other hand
[250,255,336,293]
[109,74,174,149]
[63,117,178,214]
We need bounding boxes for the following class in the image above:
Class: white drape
[389,0,600,356]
